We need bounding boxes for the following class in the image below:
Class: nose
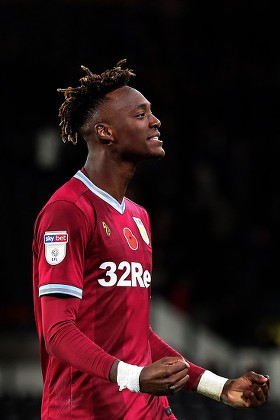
[150,114,161,128]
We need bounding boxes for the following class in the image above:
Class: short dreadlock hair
[57,59,136,144]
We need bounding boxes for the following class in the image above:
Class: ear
[94,123,113,144]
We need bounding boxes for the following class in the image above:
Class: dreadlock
[57,59,136,144]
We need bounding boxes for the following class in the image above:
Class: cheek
[117,125,143,144]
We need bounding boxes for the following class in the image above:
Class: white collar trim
[74,170,126,214]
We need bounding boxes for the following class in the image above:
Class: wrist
[197,370,228,401]
[109,359,120,383]
[117,361,144,393]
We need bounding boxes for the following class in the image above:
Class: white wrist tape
[197,370,228,401]
[117,361,144,393]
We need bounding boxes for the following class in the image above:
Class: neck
[84,158,136,204]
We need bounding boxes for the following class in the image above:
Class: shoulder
[49,176,88,204]
[34,176,97,229]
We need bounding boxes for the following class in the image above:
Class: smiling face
[91,86,165,164]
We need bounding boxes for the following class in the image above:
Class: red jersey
[32,169,204,419]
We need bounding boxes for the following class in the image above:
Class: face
[99,86,165,163]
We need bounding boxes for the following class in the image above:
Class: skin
[221,371,269,408]
[80,85,270,404]
[82,86,165,203]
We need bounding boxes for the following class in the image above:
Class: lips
[147,131,161,141]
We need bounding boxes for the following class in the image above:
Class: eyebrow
[135,102,151,110]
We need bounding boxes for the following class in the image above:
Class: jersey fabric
[32,168,204,419]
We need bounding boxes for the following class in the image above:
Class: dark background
[1,0,280,349]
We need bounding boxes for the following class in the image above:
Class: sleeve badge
[44,231,68,265]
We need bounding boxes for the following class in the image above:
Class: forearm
[41,295,116,380]
[47,320,116,379]
[148,326,205,389]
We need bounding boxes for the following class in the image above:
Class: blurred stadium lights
[34,126,62,170]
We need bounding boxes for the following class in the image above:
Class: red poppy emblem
[123,227,138,250]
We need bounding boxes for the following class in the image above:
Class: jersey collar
[74,170,126,214]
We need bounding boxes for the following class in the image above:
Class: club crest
[102,221,111,236]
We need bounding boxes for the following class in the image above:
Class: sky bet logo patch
[44,231,68,265]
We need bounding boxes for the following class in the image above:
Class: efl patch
[44,231,68,265]
[133,217,150,245]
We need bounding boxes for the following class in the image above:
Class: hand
[139,356,189,396]
[221,371,269,408]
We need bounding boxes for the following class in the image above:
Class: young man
[32,59,269,419]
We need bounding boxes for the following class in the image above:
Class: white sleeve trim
[197,370,228,401]
[39,284,82,299]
